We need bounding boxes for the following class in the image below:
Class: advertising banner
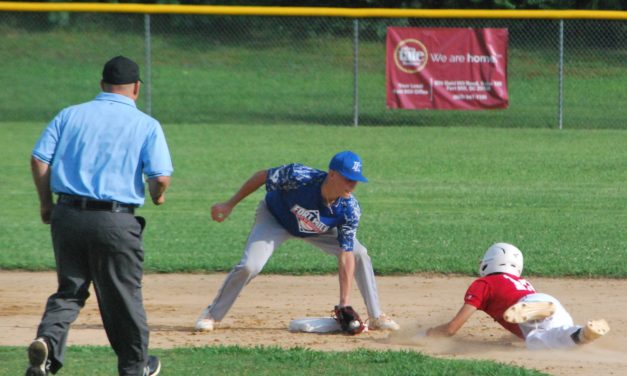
[386,27,509,110]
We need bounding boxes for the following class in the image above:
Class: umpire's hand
[40,203,54,224]
[211,202,233,222]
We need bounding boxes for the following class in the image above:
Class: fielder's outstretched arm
[338,251,356,307]
[427,303,477,337]
[211,169,268,222]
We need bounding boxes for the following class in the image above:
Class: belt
[57,194,136,214]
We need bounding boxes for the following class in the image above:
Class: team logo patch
[290,204,329,234]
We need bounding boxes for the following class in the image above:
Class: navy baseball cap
[102,56,142,84]
[329,150,368,182]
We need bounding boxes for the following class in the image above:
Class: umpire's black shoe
[25,338,49,376]
[143,355,161,376]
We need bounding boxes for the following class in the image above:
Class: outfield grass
[0,345,548,376]
[2,123,625,277]
[0,25,625,128]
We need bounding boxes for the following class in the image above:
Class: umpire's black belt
[57,194,136,214]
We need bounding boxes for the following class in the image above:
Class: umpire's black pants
[37,204,149,376]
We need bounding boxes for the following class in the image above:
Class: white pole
[352,19,359,127]
[558,19,564,130]
[144,14,152,115]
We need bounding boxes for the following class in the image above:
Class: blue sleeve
[32,110,65,164]
[266,163,317,192]
[142,122,173,177]
[337,198,361,251]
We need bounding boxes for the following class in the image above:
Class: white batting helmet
[479,243,524,277]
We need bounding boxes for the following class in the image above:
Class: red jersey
[464,273,536,338]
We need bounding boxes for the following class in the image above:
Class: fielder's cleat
[143,355,161,376]
[576,319,610,344]
[195,307,215,332]
[503,301,555,324]
[369,314,400,331]
[25,338,49,376]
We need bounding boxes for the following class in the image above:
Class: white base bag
[289,317,369,333]
[288,317,342,333]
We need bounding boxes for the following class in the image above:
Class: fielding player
[195,151,399,333]
[426,242,609,349]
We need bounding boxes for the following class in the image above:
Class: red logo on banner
[386,28,509,110]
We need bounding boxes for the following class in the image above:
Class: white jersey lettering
[290,204,329,234]
[503,274,535,292]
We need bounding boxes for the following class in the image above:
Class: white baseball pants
[207,200,383,321]
[518,293,581,349]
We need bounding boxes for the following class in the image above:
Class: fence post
[558,19,564,130]
[352,18,359,127]
[144,14,152,116]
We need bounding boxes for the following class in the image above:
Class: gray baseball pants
[207,200,383,321]
[37,204,149,376]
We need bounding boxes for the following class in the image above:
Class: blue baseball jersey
[264,163,362,251]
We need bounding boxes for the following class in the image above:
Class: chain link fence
[0,7,625,129]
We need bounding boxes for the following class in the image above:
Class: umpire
[28,56,172,376]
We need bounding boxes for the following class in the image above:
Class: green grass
[2,123,625,277]
[0,346,547,376]
[0,19,624,376]
[0,25,625,128]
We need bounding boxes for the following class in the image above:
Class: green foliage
[0,345,548,376]
[523,0,625,10]
[9,0,624,33]
[2,123,625,277]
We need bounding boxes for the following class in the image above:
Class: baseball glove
[333,305,366,335]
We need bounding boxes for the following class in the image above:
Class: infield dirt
[2,271,626,375]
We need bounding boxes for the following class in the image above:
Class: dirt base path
[2,271,626,375]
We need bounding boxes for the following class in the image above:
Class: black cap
[102,56,141,84]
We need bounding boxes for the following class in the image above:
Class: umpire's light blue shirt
[32,92,173,206]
